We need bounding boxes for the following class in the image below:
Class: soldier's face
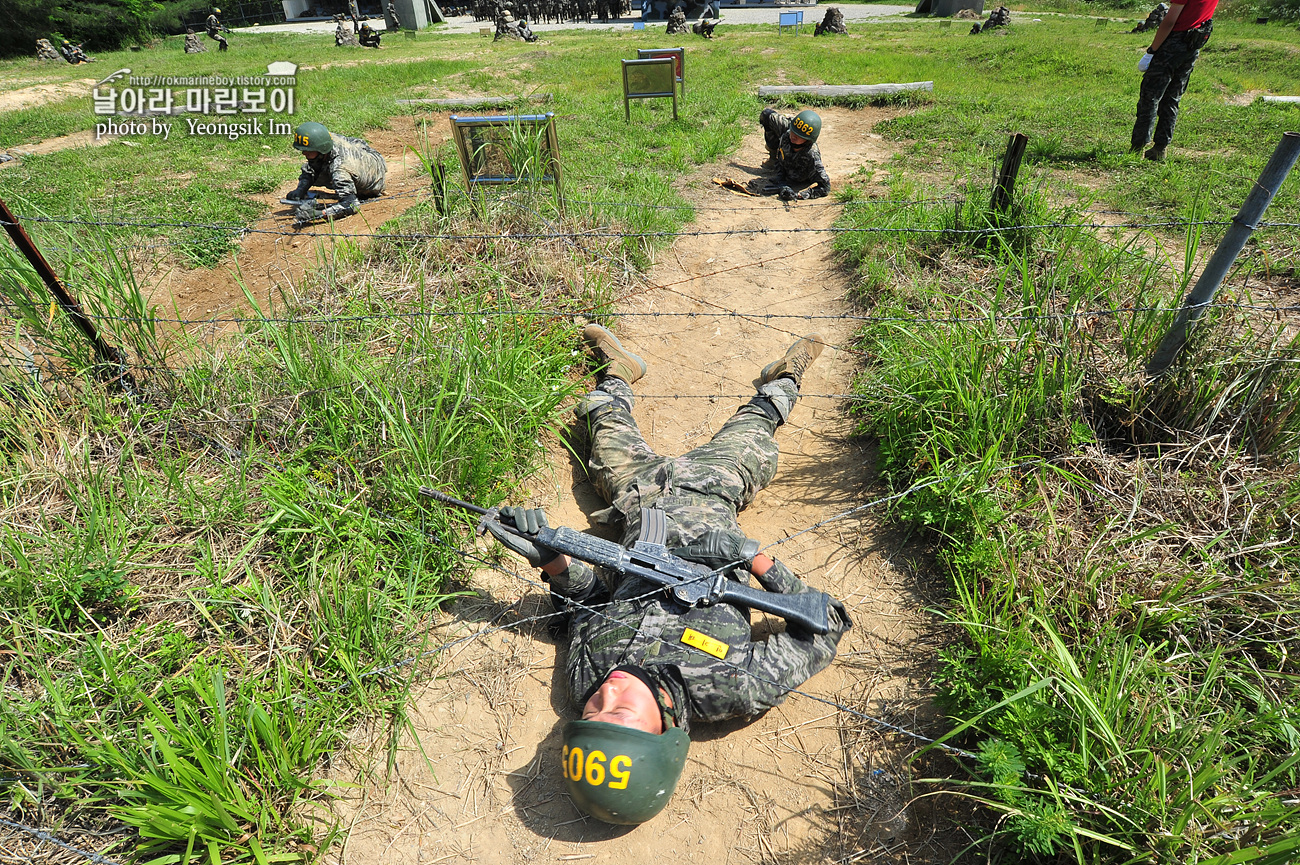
[582,670,664,734]
[302,150,319,159]
[789,131,808,148]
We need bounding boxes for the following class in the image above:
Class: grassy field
[0,11,1298,865]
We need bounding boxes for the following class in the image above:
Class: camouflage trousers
[578,377,797,553]
[760,108,792,158]
[1132,22,1212,151]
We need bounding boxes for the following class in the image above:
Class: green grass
[838,175,1300,861]
[1,13,1299,863]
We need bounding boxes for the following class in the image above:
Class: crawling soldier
[358,22,383,48]
[750,108,831,201]
[59,40,95,64]
[286,122,387,225]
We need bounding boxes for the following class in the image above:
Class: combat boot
[582,324,646,385]
[759,334,824,388]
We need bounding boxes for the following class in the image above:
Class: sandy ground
[318,107,965,865]
[0,78,99,111]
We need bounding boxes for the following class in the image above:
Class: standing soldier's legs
[1132,64,1171,151]
[1131,33,1198,151]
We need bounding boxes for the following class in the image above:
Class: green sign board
[622,57,678,122]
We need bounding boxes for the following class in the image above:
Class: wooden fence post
[991,132,1029,214]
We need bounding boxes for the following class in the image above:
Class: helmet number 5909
[562,746,632,790]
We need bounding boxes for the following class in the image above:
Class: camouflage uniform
[292,133,387,214]
[548,376,852,731]
[1131,19,1213,152]
[206,14,229,50]
[759,108,831,198]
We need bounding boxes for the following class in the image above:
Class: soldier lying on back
[486,326,852,825]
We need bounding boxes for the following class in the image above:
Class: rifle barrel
[418,486,490,515]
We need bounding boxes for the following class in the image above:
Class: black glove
[671,529,759,572]
[284,185,311,203]
[294,202,324,224]
[778,186,797,201]
[484,505,559,568]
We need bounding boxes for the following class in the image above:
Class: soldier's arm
[543,558,608,606]
[807,153,832,199]
[330,163,361,214]
[721,597,851,715]
[749,557,806,595]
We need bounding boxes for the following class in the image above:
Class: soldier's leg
[1131,57,1174,151]
[760,108,790,157]
[676,335,821,510]
[674,376,796,511]
[1152,41,1200,150]
[575,377,664,508]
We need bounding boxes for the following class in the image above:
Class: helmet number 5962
[563,746,632,790]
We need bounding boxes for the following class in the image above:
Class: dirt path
[325,108,957,864]
[144,115,447,323]
[0,78,98,113]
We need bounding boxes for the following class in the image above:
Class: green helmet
[292,122,333,154]
[791,109,822,144]
[562,720,690,825]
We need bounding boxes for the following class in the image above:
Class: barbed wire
[13,213,1300,244]
[46,300,1300,330]
[0,817,124,865]
[10,191,1264,257]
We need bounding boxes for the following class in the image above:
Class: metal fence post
[1146,131,1300,377]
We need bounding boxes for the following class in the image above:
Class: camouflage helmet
[561,720,690,825]
[790,110,822,144]
[292,122,333,154]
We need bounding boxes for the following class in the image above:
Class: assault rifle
[421,487,832,635]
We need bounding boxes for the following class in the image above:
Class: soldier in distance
[59,40,94,64]
[206,8,230,51]
[285,122,387,225]
[358,22,383,47]
[485,326,852,825]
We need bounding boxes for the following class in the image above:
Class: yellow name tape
[681,628,728,659]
